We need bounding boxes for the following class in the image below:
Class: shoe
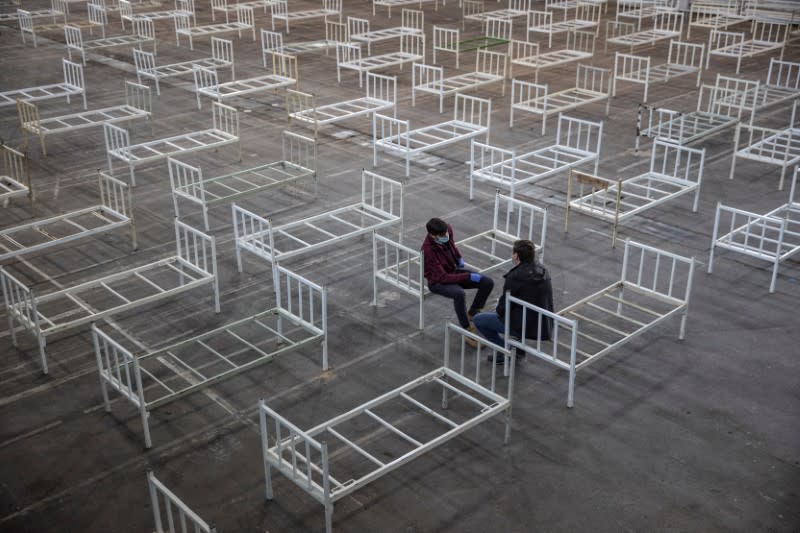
[467,308,481,321]
[486,348,525,366]
[465,325,478,348]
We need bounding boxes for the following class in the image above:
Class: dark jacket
[421,224,470,286]
[496,261,554,340]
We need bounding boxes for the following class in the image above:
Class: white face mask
[435,235,449,244]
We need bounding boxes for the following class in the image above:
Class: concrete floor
[0,1,798,531]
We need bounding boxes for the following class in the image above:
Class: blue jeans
[472,312,506,347]
[429,274,494,328]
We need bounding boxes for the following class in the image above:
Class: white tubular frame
[349,8,424,56]
[509,63,611,134]
[261,20,348,60]
[233,169,403,284]
[175,5,255,50]
[565,140,705,246]
[148,471,216,533]
[706,21,788,74]
[0,145,33,212]
[104,101,240,186]
[94,264,326,448]
[612,40,705,102]
[463,0,531,25]
[288,72,397,137]
[728,101,800,191]
[65,16,155,65]
[260,321,514,533]
[688,0,750,39]
[0,59,86,110]
[1,219,219,374]
[510,240,695,407]
[708,168,800,294]
[373,93,491,177]
[18,81,151,157]
[372,232,427,329]
[337,34,425,88]
[170,130,316,230]
[735,58,800,115]
[133,37,235,96]
[604,10,684,53]
[470,114,603,200]
[509,30,595,82]
[616,0,678,30]
[271,0,342,34]
[119,0,195,30]
[373,0,436,18]
[193,52,298,110]
[0,170,136,262]
[412,49,507,113]
[527,2,602,48]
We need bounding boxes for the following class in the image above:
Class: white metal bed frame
[611,40,705,102]
[0,219,220,374]
[65,16,155,66]
[508,30,596,82]
[169,130,317,230]
[526,2,602,48]
[174,5,255,50]
[348,8,424,55]
[706,21,788,74]
[0,145,33,212]
[233,169,403,285]
[510,239,695,407]
[211,0,273,22]
[148,471,216,533]
[565,140,706,246]
[604,10,684,53]
[270,0,342,33]
[259,322,516,533]
[93,264,327,448]
[0,0,64,25]
[119,0,196,30]
[373,0,436,18]
[729,100,800,191]
[616,0,678,30]
[336,34,425,88]
[635,74,759,152]
[708,166,799,293]
[412,49,507,114]
[193,52,298,110]
[470,114,603,200]
[133,37,235,96]
[18,81,151,157]
[372,192,547,328]
[733,58,800,116]
[0,170,136,262]
[260,21,349,60]
[462,0,531,26]
[16,0,68,47]
[431,17,511,69]
[104,101,240,187]
[373,93,491,177]
[0,59,86,110]
[287,72,397,137]
[687,0,751,39]
[509,63,611,134]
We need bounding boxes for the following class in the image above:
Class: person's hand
[470,272,482,283]
[457,258,465,268]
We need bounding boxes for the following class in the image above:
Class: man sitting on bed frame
[421,217,494,346]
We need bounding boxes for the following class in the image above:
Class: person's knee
[472,311,493,331]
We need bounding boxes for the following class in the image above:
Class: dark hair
[426,217,448,235]
[513,240,535,263]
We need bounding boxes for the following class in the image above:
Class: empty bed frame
[509,63,611,134]
[271,0,342,33]
[733,58,800,116]
[193,52,298,109]
[65,16,156,65]
[0,145,33,212]
[526,2,603,48]
[169,130,317,230]
[706,21,788,74]
[687,0,751,39]
[373,0,436,17]
[612,40,705,102]
[93,264,327,448]
[509,30,596,82]
[469,114,603,200]
[174,6,255,50]
[18,81,152,157]
[261,21,349,60]
[259,322,516,533]
[604,11,684,53]
[412,49,507,114]
[372,192,547,328]
[431,17,511,70]
[133,37,235,96]
[233,169,403,284]
[373,94,491,177]
[510,240,695,407]
[348,8,424,56]
[0,219,220,374]
[0,58,86,110]
[0,171,136,262]
[565,140,706,245]
[104,101,240,186]
[287,72,397,137]
[148,471,216,533]
[336,34,425,87]
[708,166,800,293]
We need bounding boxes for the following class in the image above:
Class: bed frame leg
[142,408,152,449]
[324,503,334,533]
[567,368,575,408]
[769,260,779,294]
[38,336,48,375]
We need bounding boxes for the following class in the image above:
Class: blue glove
[470,272,482,283]
[457,258,465,268]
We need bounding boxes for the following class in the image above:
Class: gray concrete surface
[0,1,798,532]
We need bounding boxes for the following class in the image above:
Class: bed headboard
[453,93,492,129]
[174,219,218,281]
[282,130,317,173]
[468,139,515,199]
[0,267,41,339]
[91,323,146,420]
[555,114,603,156]
[274,265,328,370]
[365,72,397,105]
[492,192,548,261]
[361,169,403,225]
[620,240,695,307]
[148,471,216,533]
[649,139,706,186]
[765,58,800,91]
[124,80,152,115]
[668,40,705,71]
